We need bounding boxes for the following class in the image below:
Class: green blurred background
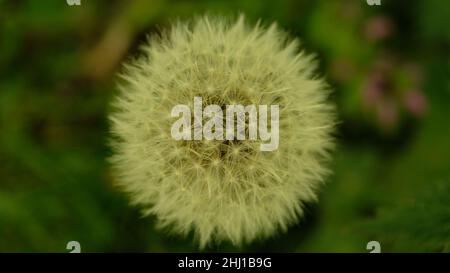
[0,0,449,252]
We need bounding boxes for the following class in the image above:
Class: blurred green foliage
[0,0,449,252]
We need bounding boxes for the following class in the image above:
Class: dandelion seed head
[110,15,335,248]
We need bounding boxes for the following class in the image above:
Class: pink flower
[362,71,387,107]
[404,90,428,117]
[364,15,394,42]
